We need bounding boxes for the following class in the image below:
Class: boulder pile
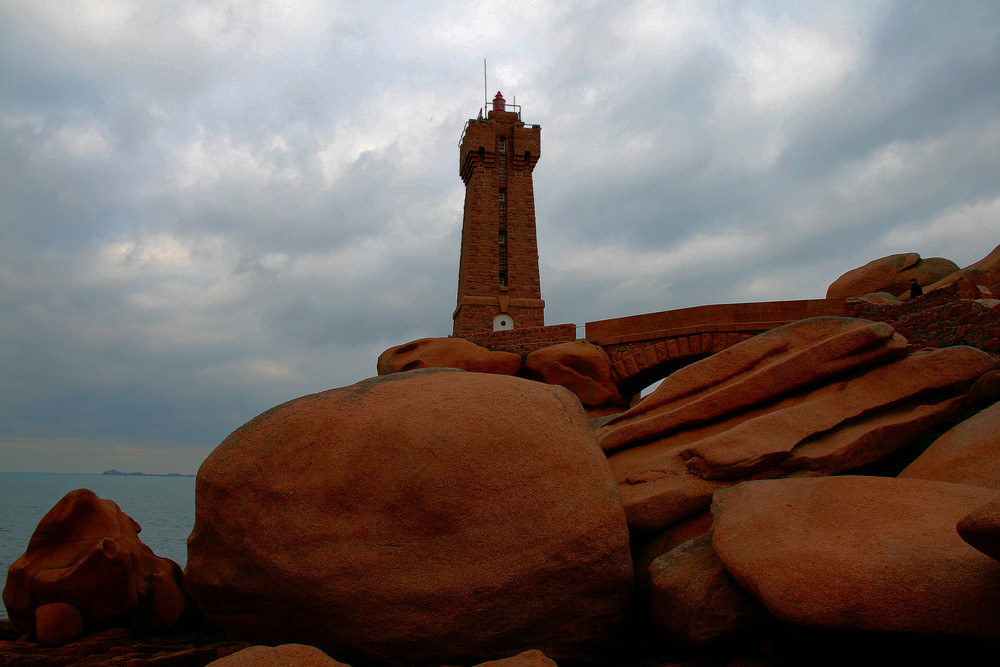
[6,310,1000,665]
[595,316,1000,657]
[827,244,1000,301]
[598,317,994,532]
[377,338,626,417]
[2,489,193,647]
[826,252,958,299]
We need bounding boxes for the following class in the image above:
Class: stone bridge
[584,298,849,399]
[469,282,997,400]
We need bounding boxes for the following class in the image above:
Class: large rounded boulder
[185,368,632,666]
[523,341,627,417]
[377,337,522,376]
[826,252,958,299]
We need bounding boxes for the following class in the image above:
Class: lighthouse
[453,92,544,336]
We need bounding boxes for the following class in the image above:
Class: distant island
[102,469,194,477]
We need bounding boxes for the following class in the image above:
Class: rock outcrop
[472,649,559,667]
[186,368,632,666]
[647,534,767,647]
[0,622,250,665]
[958,496,1000,563]
[2,489,191,645]
[597,317,995,532]
[207,644,350,667]
[710,476,1000,639]
[899,400,1000,489]
[376,337,522,376]
[826,252,958,299]
[523,341,627,417]
[922,243,1000,295]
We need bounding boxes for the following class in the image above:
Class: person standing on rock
[909,279,924,299]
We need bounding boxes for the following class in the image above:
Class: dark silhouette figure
[909,278,924,299]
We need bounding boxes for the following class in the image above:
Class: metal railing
[459,104,538,147]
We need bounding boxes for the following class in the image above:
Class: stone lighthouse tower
[453,92,544,336]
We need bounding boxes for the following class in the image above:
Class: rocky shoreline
[4,249,1000,666]
[0,619,250,666]
[4,618,1000,666]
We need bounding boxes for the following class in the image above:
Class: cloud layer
[2,0,998,472]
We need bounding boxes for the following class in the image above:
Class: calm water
[0,472,196,620]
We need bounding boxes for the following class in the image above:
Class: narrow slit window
[499,270,508,287]
[499,136,506,152]
[498,188,506,202]
[498,231,506,245]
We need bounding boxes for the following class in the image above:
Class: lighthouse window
[498,188,505,202]
[499,136,506,152]
[498,231,506,245]
[499,270,508,287]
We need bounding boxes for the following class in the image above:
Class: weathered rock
[899,401,1000,489]
[680,347,989,480]
[600,318,907,454]
[826,253,958,299]
[854,291,900,304]
[599,319,993,533]
[632,512,714,591]
[0,622,250,666]
[34,603,84,648]
[473,649,559,667]
[377,337,522,376]
[2,489,190,643]
[648,534,768,647]
[523,341,627,417]
[711,476,1000,639]
[970,370,1000,406]
[207,644,349,666]
[957,496,1000,562]
[922,243,1000,294]
[186,368,632,666]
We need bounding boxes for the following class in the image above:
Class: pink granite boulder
[711,476,1000,639]
[377,337,522,376]
[899,401,1000,489]
[854,292,900,304]
[523,341,627,417]
[647,534,767,647]
[921,243,1000,295]
[472,649,559,667]
[186,368,632,666]
[599,318,908,455]
[2,489,190,644]
[826,253,958,299]
[598,318,993,532]
[957,496,1000,562]
[207,644,349,667]
[33,603,85,648]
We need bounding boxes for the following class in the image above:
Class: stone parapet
[585,298,848,342]
[848,280,1000,354]
[465,323,577,355]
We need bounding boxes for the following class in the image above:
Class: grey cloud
[2,1,999,473]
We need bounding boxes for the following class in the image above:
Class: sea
[0,472,196,620]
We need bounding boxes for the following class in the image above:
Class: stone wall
[465,323,577,355]
[847,280,1000,354]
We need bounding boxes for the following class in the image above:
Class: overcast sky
[2,1,998,474]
